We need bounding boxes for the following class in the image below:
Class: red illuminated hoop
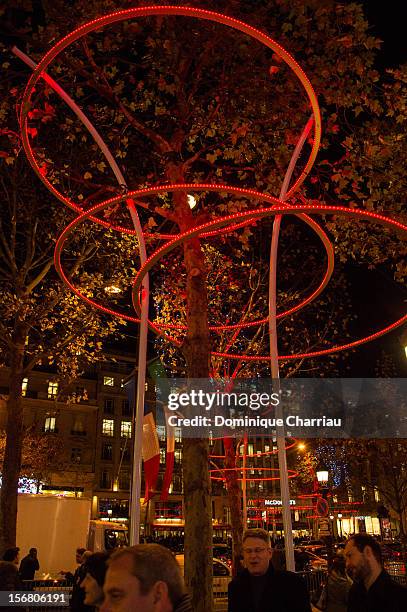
[54,184,334,338]
[19,5,321,215]
[54,185,407,360]
[209,467,298,482]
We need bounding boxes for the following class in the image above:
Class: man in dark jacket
[228,528,312,612]
[19,548,40,581]
[344,534,407,612]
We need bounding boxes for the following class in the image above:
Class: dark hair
[331,556,346,576]
[110,545,185,606]
[82,552,110,587]
[76,547,86,556]
[2,548,19,562]
[347,534,382,564]
[0,561,19,590]
[29,548,37,555]
[242,528,272,547]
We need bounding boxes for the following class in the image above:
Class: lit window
[374,487,380,502]
[44,416,56,433]
[145,382,148,391]
[265,445,270,452]
[248,444,254,456]
[121,421,132,438]
[156,425,166,441]
[21,378,28,397]
[103,376,114,387]
[175,428,182,443]
[174,449,182,464]
[47,381,58,399]
[102,419,114,436]
[160,448,166,463]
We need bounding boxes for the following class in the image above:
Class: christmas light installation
[18,5,407,563]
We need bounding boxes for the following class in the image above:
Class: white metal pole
[13,47,149,544]
[269,117,314,571]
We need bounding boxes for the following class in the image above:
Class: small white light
[187,194,197,209]
[104,284,122,294]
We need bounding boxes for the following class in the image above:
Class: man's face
[100,554,157,612]
[81,573,104,607]
[76,551,83,564]
[344,540,370,582]
[242,537,272,576]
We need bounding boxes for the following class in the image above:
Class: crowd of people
[0,531,406,611]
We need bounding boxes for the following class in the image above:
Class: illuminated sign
[264,499,296,506]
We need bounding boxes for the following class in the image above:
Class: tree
[3,1,405,608]
[0,427,64,490]
[0,136,136,552]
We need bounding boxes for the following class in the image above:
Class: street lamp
[316,469,329,486]
[107,508,113,522]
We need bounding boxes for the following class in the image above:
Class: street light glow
[104,284,122,294]
[316,469,329,484]
[298,442,306,450]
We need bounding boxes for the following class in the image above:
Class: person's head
[331,555,347,577]
[344,534,382,583]
[75,547,86,564]
[81,552,110,607]
[0,561,19,590]
[2,547,19,564]
[100,544,185,612]
[29,548,37,557]
[242,529,272,576]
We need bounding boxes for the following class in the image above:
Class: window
[71,415,85,435]
[156,425,166,441]
[119,471,130,490]
[120,446,130,463]
[160,448,166,463]
[102,419,114,436]
[122,399,131,416]
[47,381,58,399]
[175,428,182,443]
[71,448,82,463]
[174,448,182,464]
[155,501,182,519]
[100,470,112,489]
[104,398,115,414]
[101,443,113,461]
[103,376,114,387]
[374,487,380,502]
[21,378,28,397]
[44,416,56,433]
[121,421,132,438]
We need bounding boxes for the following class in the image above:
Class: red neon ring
[19,5,321,219]
[54,184,334,340]
[129,194,407,360]
[210,467,298,482]
[209,438,297,459]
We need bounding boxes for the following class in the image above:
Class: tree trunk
[0,323,27,554]
[166,162,213,612]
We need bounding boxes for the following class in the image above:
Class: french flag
[141,411,160,503]
[124,373,160,504]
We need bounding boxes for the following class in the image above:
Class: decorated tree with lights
[2,0,406,607]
